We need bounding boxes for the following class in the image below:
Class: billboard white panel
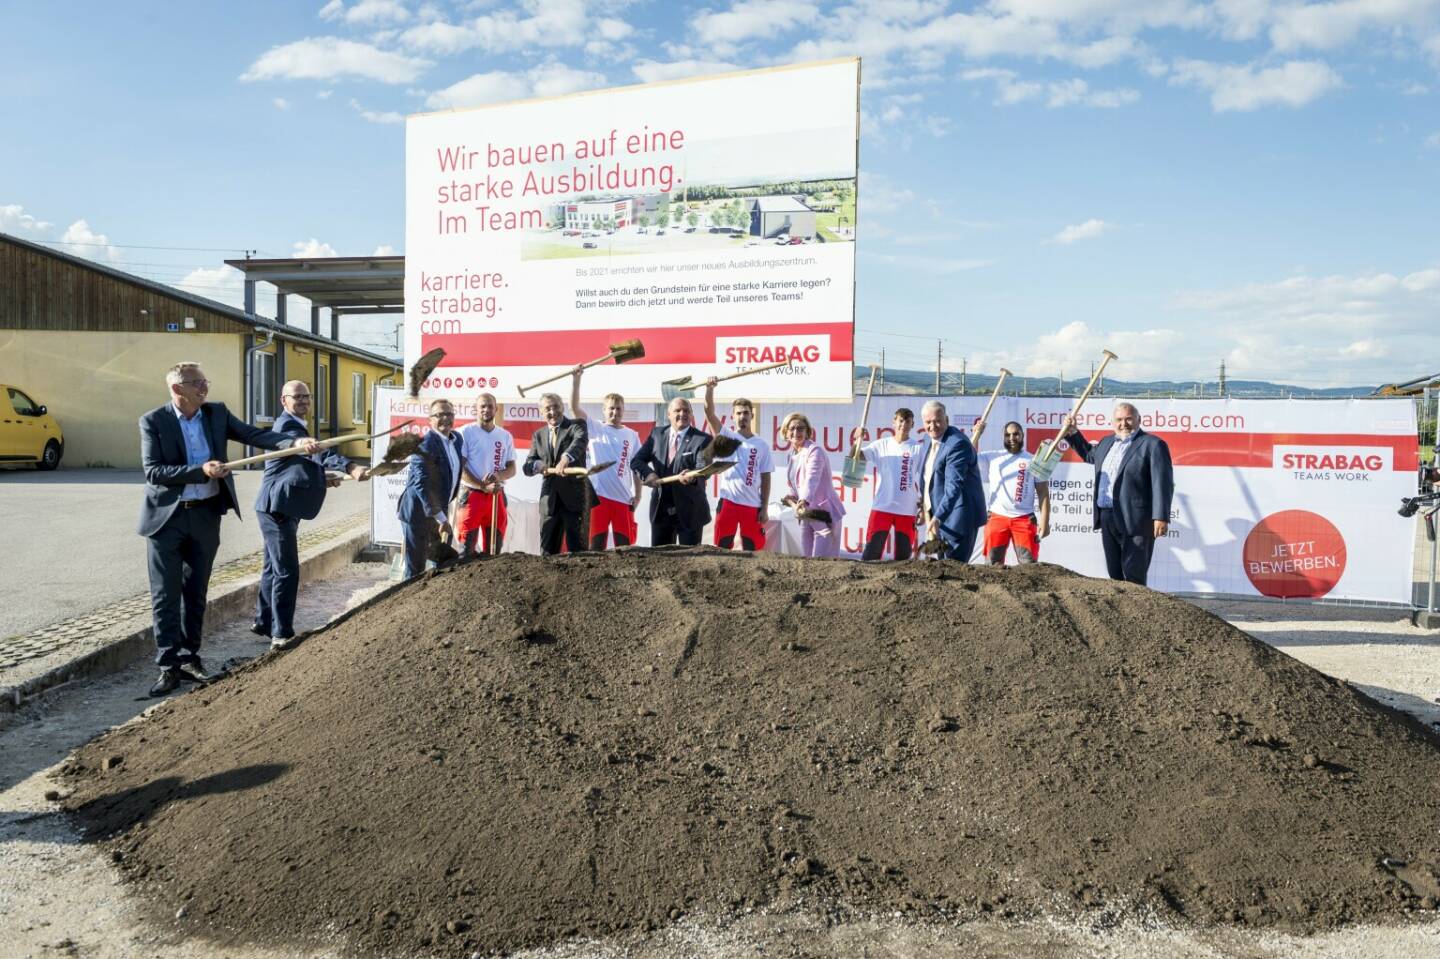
[404,59,859,403]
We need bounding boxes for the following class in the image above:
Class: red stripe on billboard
[421,322,854,367]
[385,411,656,449]
[1026,430,1419,471]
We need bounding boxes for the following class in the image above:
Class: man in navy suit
[631,396,713,546]
[138,362,317,696]
[913,400,986,562]
[1063,401,1174,586]
[397,398,463,578]
[522,391,589,554]
[252,380,367,649]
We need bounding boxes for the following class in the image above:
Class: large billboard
[373,387,1418,605]
[405,59,859,403]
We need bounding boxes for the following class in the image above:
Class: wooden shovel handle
[518,350,625,396]
[1036,350,1118,464]
[220,419,417,470]
[976,368,1011,429]
[713,360,791,385]
[848,366,878,459]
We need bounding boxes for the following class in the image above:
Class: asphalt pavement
[0,468,373,637]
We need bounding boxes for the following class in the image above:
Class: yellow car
[1,385,64,470]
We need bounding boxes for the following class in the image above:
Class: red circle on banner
[1242,510,1346,599]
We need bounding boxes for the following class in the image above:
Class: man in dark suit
[397,398,464,578]
[631,396,713,546]
[522,391,588,554]
[913,400,986,562]
[138,362,317,696]
[1063,401,1174,586]
[252,380,367,649]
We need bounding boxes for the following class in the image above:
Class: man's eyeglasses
[180,379,209,388]
[284,393,312,400]
[430,411,455,418]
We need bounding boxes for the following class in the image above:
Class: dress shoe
[270,634,299,651]
[150,669,182,697]
[176,663,214,684]
[249,622,270,638]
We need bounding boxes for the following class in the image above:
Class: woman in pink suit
[781,413,846,558]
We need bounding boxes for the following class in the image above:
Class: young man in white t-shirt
[971,419,1051,564]
[570,367,641,549]
[455,392,516,557]
[851,408,924,560]
[702,377,773,551]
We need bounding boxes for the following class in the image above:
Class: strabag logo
[1273,445,1391,483]
[715,334,828,370]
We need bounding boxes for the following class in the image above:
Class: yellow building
[0,232,401,469]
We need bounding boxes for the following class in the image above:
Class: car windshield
[8,388,38,415]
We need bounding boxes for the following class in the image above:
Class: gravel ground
[1,566,1437,959]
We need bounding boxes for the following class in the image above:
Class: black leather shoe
[150,669,182,696]
[249,623,270,638]
[176,663,214,684]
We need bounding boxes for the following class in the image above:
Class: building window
[351,371,366,425]
[317,363,329,423]
[255,351,277,421]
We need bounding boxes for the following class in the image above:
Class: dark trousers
[255,510,301,638]
[146,500,222,668]
[401,514,436,579]
[540,506,585,555]
[941,526,979,563]
[1099,507,1154,586]
[651,518,702,547]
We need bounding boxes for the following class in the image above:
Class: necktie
[549,427,559,461]
[668,428,679,464]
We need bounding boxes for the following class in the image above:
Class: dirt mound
[61,551,1440,956]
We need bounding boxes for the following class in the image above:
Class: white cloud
[1268,0,1440,53]
[962,67,1138,107]
[241,37,430,84]
[1340,338,1388,359]
[273,97,292,110]
[0,203,53,235]
[293,238,340,257]
[349,97,405,123]
[1049,218,1112,244]
[400,0,609,55]
[691,1,819,43]
[860,172,915,214]
[862,251,996,273]
[317,88,334,99]
[969,320,1186,381]
[1169,58,1343,111]
[373,244,398,255]
[985,0,1208,33]
[425,63,606,109]
[1424,131,1440,149]
[178,265,245,309]
[60,220,120,263]
[631,59,741,83]
[320,0,411,25]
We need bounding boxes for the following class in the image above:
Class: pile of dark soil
[61,551,1440,956]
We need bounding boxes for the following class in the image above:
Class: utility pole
[960,357,967,396]
[1059,369,1065,397]
[879,348,886,395]
[1218,359,1227,398]
[935,339,942,394]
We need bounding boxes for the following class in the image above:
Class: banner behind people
[404,59,860,403]
[372,388,1418,604]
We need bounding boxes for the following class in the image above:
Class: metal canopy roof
[223,255,404,311]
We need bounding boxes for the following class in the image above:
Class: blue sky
[3,0,1438,387]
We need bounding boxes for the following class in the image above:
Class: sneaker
[270,635,299,651]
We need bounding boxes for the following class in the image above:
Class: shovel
[840,366,878,489]
[517,339,646,397]
[1030,349,1117,483]
[222,419,419,470]
[408,347,447,398]
[660,360,791,403]
[546,461,616,477]
[656,460,731,484]
[974,368,1012,437]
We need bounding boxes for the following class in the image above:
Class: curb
[0,528,374,713]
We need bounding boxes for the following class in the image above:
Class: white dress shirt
[1096,434,1134,509]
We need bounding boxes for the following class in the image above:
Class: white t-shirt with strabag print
[714,427,773,508]
[979,449,1039,517]
[459,423,515,487]
[862,436,924,516]
[587,422,641,504]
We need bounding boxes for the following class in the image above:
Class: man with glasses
[138,362,319,696]
[971,418,1051,565]
[252,380,368,649]
[397,398,464,577]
